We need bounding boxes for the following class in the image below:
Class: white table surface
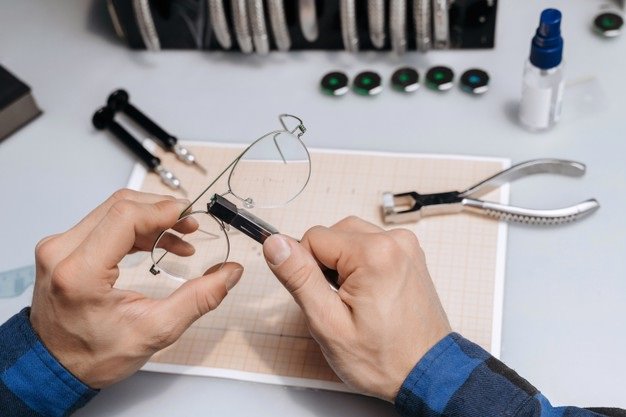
[1,0,624,414]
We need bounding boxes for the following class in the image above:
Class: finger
[65,189,181,241]
[69,199,189,281]
[387,228,422,253]
[155,232,195,257]
[157,262,244,334]
[48,189,184,263]
[171,215,200,234]
[34,234,63,275]
[136,215,201,254]
[299,226,357,274]
[263,234,348,319]
[330,216,384,234]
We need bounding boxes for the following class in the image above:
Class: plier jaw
[382,191,462,224]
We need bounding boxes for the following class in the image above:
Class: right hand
[263,216,451,402]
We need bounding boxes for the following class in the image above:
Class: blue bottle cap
[530,9,564,70]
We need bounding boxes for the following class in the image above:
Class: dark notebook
[0,65,42,142]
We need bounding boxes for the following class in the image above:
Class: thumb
[263,235,340,317]
[160,262,244,330]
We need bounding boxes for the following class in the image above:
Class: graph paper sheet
[119,142,509,392]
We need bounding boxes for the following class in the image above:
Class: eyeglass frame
[148,114,310,277]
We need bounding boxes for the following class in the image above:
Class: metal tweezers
[382,159,600,225]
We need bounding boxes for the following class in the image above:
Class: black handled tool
[208,194,340,289]
[107,89,207,174]
[93,106,187,195]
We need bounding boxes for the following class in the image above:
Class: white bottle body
[519,60,565,132]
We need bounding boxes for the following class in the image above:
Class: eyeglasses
[149,114,310,281]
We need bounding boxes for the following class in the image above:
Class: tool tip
[194,161,208,175]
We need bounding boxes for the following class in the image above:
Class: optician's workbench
[0,0,624,415]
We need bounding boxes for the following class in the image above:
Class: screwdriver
[92,106,187,196]
[107,89,207,174]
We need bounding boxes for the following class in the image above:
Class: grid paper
[117,142,509,391]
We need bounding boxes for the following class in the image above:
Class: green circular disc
[425,66,455,91]
[320,71,349,96]
[391,67,420,93]
[353,71,383,96]
[594,12,623,38]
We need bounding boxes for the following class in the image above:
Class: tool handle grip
[459,159,586,199]
[108,89,177,149]
[462,198,600,225]
[124,103,178,149]
[109,121,161,169]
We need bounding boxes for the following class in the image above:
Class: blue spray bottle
[519,9,565,131]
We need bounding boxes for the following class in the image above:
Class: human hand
[263,216,451,402]
[30,189,243,388]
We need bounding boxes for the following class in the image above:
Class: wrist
[395,333,540,417]
[29,306,96,387]
[394,333,461,413]
[1,308,98,416]
[383,328,452,402]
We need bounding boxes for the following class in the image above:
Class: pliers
[382,159,600,225]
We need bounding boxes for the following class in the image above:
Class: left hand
[30,189,243,388]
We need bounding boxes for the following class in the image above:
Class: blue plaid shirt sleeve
[395,333,623,417]
[0,308,98,417]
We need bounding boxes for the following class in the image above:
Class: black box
[0,65,42,142]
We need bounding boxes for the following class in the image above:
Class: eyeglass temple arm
[185,114,307,214]
[184,157,240,215]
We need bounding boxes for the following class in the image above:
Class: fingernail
[264,235,291,266]
[226,268,243,290]
[176,199,191,205]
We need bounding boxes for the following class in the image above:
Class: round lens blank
[228,131,311,208]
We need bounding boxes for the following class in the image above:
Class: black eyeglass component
[353,71,383,96]
[320,71,349,96]
[460,68,490,95]
[593,12,623,38]
[208,193,341,289]
[208,194,279,244]
[391,67,420,93]
[425,66,455,91]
